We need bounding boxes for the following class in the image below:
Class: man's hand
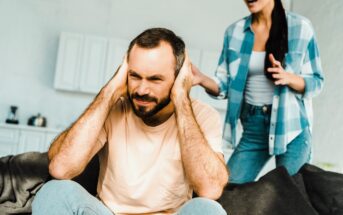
[267,54,305,93]
[171,51,229,199]
[171,52,193,100]
[108,54,129,99]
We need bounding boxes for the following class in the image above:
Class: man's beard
[128,92,171,119]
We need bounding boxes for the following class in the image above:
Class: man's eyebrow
[148,74,164,80]
[129,70,165,80]
[128,70,140,76]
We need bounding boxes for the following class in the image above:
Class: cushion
[218,166,318,215]
[299,164,343,215]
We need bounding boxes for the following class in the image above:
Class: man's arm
[48,57,128,180]
[171,53,229,200]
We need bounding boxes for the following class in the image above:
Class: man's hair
[127,28,185,75]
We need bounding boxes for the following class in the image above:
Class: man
[32,28,228,215]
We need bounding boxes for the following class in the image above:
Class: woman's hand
[267,54,293,85]
[190,62,220,97]
[191,64,205,86]
[267,54,305,93]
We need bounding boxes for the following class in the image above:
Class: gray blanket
[0,152,49,215]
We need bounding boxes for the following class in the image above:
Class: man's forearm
[48,130,67,161]
[49,80,122,179]
[173,94,228,199]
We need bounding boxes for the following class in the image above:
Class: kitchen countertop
[0,123,61,133]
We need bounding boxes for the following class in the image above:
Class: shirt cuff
[208,76,227,99]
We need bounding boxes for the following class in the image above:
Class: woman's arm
[267,53,306,93]
[191,64,220,97]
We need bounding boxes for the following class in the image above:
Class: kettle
[28,113,47,127]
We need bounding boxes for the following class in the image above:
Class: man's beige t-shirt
[96,97,223,215]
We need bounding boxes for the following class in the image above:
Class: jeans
[32,180,227,215]
[227,102,311,184]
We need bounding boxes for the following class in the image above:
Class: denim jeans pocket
[240,105,250,123]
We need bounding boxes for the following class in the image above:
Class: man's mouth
[134,98,154,106]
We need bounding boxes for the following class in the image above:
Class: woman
[192,0,324,183]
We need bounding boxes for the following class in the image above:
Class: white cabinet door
[79,36,108,93]
[17,130,46,154]
[54,32,84,91]
[0,128,19,157]
[104,38,130,84]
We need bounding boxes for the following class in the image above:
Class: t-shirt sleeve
[97,125,108,148]
[96,98,125,148]
[193,100,224,154]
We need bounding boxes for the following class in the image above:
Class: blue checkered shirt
[213,12,324,155]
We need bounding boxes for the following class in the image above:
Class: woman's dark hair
[264,0,288,80]
[127,28,185,76]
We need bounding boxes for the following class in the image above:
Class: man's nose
[136,81,151,95]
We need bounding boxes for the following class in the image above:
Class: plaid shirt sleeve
[301,35,324,99]
[295,25,324,99]
[212,28,232,100]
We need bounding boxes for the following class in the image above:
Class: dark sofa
[1,152,342,215]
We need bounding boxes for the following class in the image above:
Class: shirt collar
[243,15,253,32]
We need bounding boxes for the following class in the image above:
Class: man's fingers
[184,50,189,63]
[179,50,191,74]
[121,54,128,69]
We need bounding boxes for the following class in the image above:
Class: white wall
[0,0,342,169]
[293,0,343,170]
[0,0,247,129]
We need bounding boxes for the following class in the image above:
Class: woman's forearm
[288,73,305,94]
[199,73,221,97]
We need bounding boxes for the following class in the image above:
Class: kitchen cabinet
[0,124,60,157]
[54,32,83,91]
[0,127,19,157]
[79,36,108,93]
[54,32,108,94]
[17,130,47,154]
